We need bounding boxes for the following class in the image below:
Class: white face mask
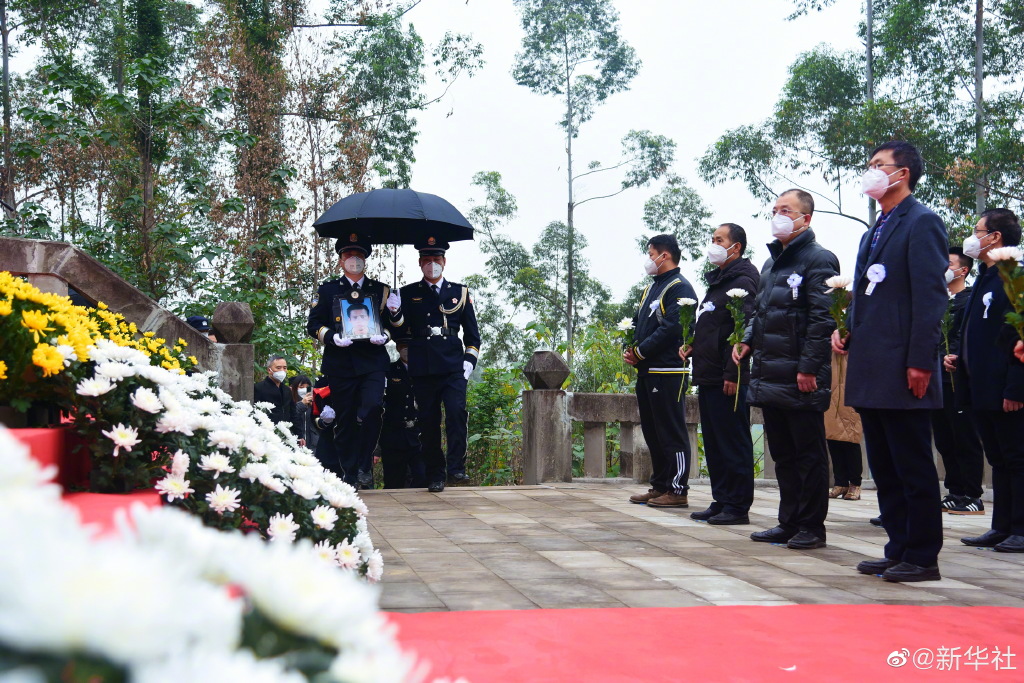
[643,253,664,276]
[343,256,365,276]
[706,243,735,266]
[297,387,308,397]
[421,262,443,280]
[861,167,902,201]
[770,213,805,240]
[962,234,988,259]
[272,370,286,382]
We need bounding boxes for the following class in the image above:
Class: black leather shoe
[869,516,883,527]
[708,511,750,526]
[448,472,471,484]
[428,481,445,493]
[750,526,796,544]
[961,529,1010,547]
[994,535,1024,553]
[882,562,941,583]
[856,557,898,575]
[690,507,721,521]
[787,531,826,549]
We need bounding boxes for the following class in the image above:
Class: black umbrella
[313,188,474,243]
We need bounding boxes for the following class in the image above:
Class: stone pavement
[364,483,1024,612]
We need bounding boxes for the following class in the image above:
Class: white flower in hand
[989,246,1024,263]
[726,288,749,298]
[101,423,141,457]
[677,297,697,307]
[616,318,634,331]
[205,484,241,514]
[824,275,853,292]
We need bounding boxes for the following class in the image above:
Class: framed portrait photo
[333,292,381,341]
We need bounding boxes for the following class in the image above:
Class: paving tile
[482,557,577,581]
[573,567,674,590]
[602,589,712,607]
[418,571,513,595]
[400,552,487,573]
[439,592,539,611]
[668,576,784,602]
[514,535,593,551]
[582,540,677,557]
[507,579,622,608]
[378,582,444,609]
[621,556,724,576]
[537,551,630,570]
[370,525,443,539]
[388,537,465,554]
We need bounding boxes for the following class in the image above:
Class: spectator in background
[290,374,318,453]
[186,315,218,342]
[254,355,303,446]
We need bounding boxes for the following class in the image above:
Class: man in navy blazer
[833,141,949,582]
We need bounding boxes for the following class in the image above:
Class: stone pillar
[522,390,572,484]
[633,428,653,485]
[619,422,636,478]
[583,422,606,478]
[684,394,700,481]
[211,302,255,403]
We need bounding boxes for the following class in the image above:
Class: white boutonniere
[787,273,803,300]
[865,264,886,296]
[648,300,659,317]
[983,291,993,319]
[696,300,716,320]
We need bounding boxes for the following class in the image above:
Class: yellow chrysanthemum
[0,360,7,380]
[0,298,12,316]
[21,309,55,343]
[97,301,108,310]
[188,356,198,365]
[32,344,65,378]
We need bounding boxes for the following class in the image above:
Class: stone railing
[1,236,256,402]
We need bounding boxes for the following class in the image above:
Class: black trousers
[827,439,863,487]
[761,407,829,539]
[412,371,468,483]
[931,382,984,498]
[380,440,424,489]
[327,371,385,488]
[859,408,943,567]
[974,410,1024,536]
[637,372,691,495]
[313,428,342,477]
[698,383,754,514]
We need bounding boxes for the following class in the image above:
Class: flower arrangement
[0,427,430,683]
[725,289,749,410]
[990,247,1024,344]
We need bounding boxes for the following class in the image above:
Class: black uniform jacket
[632,267,697,373]
[745,229,839,412]
[307,275,392,376]
[381,361,420,450]
[692,258,760,386]
[394,279,481,377]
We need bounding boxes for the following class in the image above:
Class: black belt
[415,326,456,338]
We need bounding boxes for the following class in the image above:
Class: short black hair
[266,354,285,369]
[870,140,923,191]
[346,302,370,317]
[647,234,681,264]
[779,189,814,215]
[948,246,973,272]
[981,208,1022,247]
[720,223,747,256]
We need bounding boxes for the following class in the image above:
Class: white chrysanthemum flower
[134,648,307,683]
[205,484,242,514]
[0,428,60,498]
[366,549,384,583]
[335,539,361,569]
[101,423,141,457]
[155,410,195,436]
[76,377,114,397]
[352,498,369,518]
[292,450,321,468]
[311,505,338,530]
[291,479,320,500]
[312,540,338,564]
[259,474,287,494]
[353,531,374,560]
[355,517,369,535]
[677,297,697,307]
[199,453,236,479]
[131,386,164,414]
[95,361,136,381]
[254,401,275,412]
[155,474,195,502]
[323,484,360,511]
[238,462,270,482]
[616,317,634,331]
[243,437,269,458]
[824,274,853,290]
[193,397,221,415]
[267,513,299,543]
[990,246,1024,263]
[208,430,243,452]
[726,288,749,298]
[54,344,77,367]
[170,450,189,479]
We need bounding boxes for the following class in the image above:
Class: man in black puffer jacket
[735,189,839,550]
[624,234,698,509]
[681,223,760,525]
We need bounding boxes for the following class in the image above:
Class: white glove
[370,334,388,345]
[320,405,336,424]
[387,291,401,312]
[333,334,353,348]
[463,360,473,379]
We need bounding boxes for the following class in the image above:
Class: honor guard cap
[335,233,373,257]
[415,236,449,256]
[185,315,211,332]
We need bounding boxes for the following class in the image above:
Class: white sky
[392,0,873,302]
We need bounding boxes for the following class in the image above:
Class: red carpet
[390,605,1024,681]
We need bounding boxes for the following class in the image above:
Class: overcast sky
[390,0,873,302]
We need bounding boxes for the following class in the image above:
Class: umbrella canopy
[313,188,474,244]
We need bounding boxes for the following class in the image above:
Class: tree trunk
[865,0,876,225]
[974,0,986,214]
[564,39,575,367]
[1,0,15,217]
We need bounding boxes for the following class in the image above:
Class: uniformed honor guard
[306,233,394,488]
[380,335,426,489]
[387,237,481,492]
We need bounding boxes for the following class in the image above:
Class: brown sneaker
[828,486,848,499]
[647,492,689,508]
[843,485,862,501]
[629,488,665,505]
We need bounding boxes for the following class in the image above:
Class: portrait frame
[333,292,381,341]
